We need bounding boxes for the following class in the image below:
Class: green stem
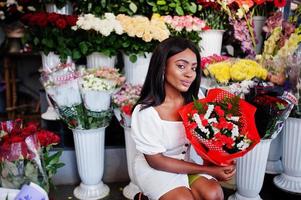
[244,14,256,51]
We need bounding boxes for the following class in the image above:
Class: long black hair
[135,37,201,110]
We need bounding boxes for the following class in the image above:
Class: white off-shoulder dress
[131,104,213,200]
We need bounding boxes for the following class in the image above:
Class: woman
[131,37,236,200]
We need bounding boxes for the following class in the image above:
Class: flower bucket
[123,53,152,85]
[72,127,110,200]
[122,127,141,199]
[41,52,73,73]
[266,132,283,174]
[228,139,272,200]
[86,52,116,69]
[253,16,266,54]
[199,30,224,57]
[45,1,73,15]
[274,117,301,193]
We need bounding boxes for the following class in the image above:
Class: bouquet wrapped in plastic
[0,120,62,193]
[179,88,261,166]
[41,64,125,129]
[112,83,142,128]
[244,82,296,139]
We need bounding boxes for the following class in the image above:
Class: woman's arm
[145,153,236,181]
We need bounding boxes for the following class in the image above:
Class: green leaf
[79,42,89,55]
[157,0,166,5]
[175,6,184,16]
[129,54,137,63]
[72,50,81,60]
[129,2,138,13]
[189,3,197,13]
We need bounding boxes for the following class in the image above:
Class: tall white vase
[274,117,301,193]
[253,16,266,54]
[123,53,152,85]
[41,51,73,73]
[266,132,283,174]
[228,139,272,200]
[199,30,224,57]
[86,52,116,69]
[72,127,110,200]
[45,1,73,15]
[122,127,141,199]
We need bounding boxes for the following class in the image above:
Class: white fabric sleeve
[131,105,166,155]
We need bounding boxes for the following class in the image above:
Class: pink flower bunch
[163,15,208,32]
[112,83,142,116]
[201,54,229,70]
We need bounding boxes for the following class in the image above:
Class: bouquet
[163,15,207,45]
[116,13,170,62]
[41,65,125,129]
[179,88,260,166]
[244,82,295,139]
[0,120,63,193]
[21,12,79,60]
[72,13,124,57]
[112,83,142,127]
[205,58,268,84]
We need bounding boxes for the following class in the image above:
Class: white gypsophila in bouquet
[80,68,125,113]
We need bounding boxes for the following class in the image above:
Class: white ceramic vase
[45,1,73,15]
[199,30,224,57]
[72,127,110,200]
[274,117,301,193]
[266,132,283,174]
[122,127,141,199]
[253,16,266,54]
[86,52,116,69]
[123,53,152,85]
[228,139,272,200]
[0,187,20,200]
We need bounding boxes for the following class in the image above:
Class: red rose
[122,105,133,116]
[65,15,78,26]
[48,13,60,24]
[56,18,67,29]
[225,137,234,149]
[214,106,225,117]
[202,119,209,126]
[274,0,286,7]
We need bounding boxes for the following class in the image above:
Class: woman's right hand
[207,165,236,181]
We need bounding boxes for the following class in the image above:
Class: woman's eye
[177,64,185,69]
[192,67,197,71]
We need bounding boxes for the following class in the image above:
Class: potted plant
[72,13,123,68]
[112,83,142,199]
[41,65,125,200]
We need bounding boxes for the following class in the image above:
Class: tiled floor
[49,174,301,200]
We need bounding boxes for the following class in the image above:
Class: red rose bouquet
[179,88,260,166]
[0,120,63,192]
[21,12,79,61]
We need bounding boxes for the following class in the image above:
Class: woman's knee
[202,182,224,200]
[160,187,195,200]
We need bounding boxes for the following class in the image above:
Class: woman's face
[165,48,197,92]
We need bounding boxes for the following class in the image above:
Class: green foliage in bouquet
[57,104,113,130]
[146,0,200,16]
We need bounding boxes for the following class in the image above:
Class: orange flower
[227,0,254,8]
